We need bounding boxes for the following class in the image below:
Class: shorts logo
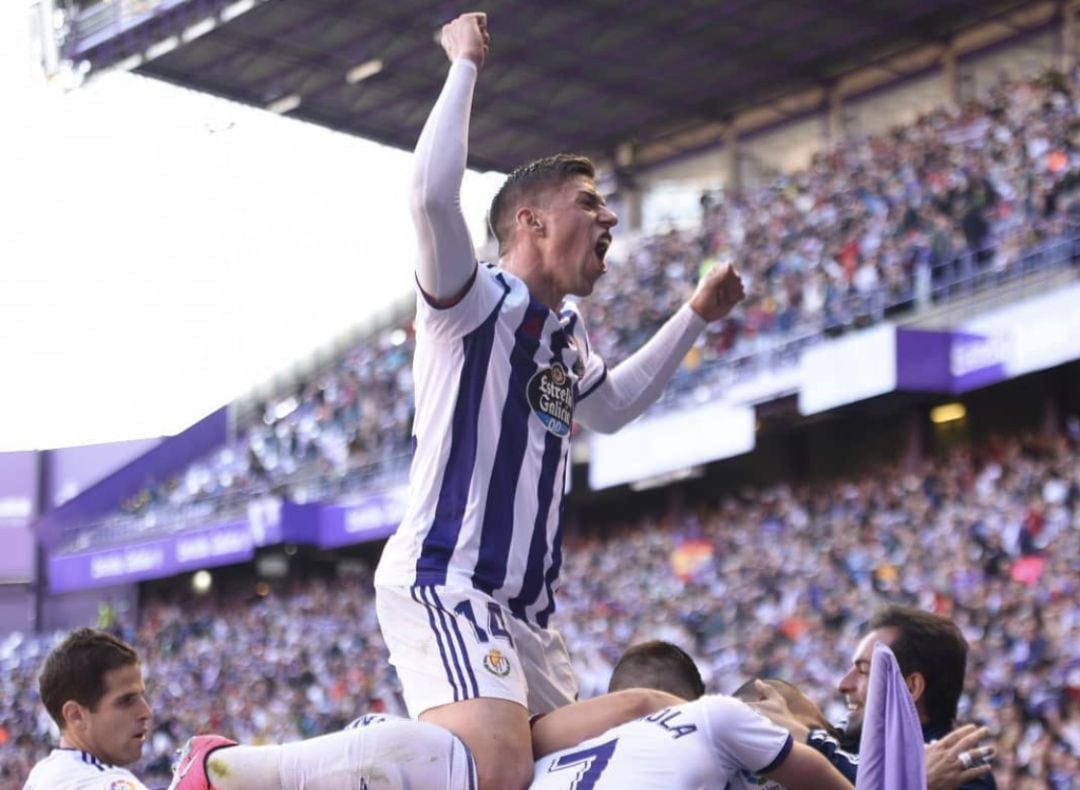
[527,362,575,437]
[482,648,511,677]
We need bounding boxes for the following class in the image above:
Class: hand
[688,261,745,322]
[924,724,996,790]
[439,12,490,69]
[746,680,810,742]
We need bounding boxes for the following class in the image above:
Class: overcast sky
[0,3,503,451]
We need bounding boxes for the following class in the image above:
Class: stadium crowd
[58,66,1079,556]
[6,427,1079,787]
[591,69,1079,372]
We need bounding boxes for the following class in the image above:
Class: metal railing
[57,227,1079,554]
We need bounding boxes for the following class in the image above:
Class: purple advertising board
[45,487,405,593]
[0,452,38,581]
[49,517,264,593]
[37,407,229,551]
[0,451,37,527]
[282,486,408,550]
[896,329,1007,395]
[48,437,161,508]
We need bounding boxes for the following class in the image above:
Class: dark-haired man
[372,11,744,790]
[607,640,707,700]
[24,627,153,789]
[836,605,996,790]
[530,641,852,789]
[27,628,476,790]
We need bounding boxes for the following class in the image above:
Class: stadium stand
[4,427,1078,786]
[52,65,1079,556]
[10,2,1080,788]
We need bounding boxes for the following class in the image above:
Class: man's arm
[575,263,744,434]
[410,13,489,306]
[530,689,684,759]
[766,741,854,790]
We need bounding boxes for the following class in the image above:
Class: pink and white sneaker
[166,734,237,790]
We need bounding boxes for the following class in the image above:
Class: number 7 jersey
[530,695,793,789]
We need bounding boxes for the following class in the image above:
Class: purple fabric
[856,642,927,790]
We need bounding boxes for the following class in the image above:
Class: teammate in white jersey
[531,694,851,789]
[26,629,479,790]
[373,12,745,789]
[24,628,152,790]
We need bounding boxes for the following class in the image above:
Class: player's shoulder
[695,694,766,727]
[24,749,147,790]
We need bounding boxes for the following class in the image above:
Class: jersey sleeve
[415,264,510,340]
[564,303,607,401]
[806,729,860,783]
[701,695,795,776]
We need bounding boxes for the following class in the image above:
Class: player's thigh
[376,585,529,716]
[514,624,577,715]
[421,696,533,790]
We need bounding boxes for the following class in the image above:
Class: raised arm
[411,13,490,305]
[575,263,744,434]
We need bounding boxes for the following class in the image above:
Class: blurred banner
[589,400,755,490]
[799,324,897,416]
[0,451,38,582]
[46,485,407,592]
[895,328,1007,394]
[36,407,227,550]
[48,437,162,508]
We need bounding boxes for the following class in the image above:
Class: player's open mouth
[595,235,611,271]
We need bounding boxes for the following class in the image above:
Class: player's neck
[500,253,565,312]
[58,731,92,755]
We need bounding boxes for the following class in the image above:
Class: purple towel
[855,642,927,790]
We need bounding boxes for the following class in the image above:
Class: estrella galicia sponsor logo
[527,362,574,437]
[483,648,512,677]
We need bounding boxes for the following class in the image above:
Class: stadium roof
[65,0,1051,173]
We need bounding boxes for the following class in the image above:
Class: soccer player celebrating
[25,628,477,789]
[373,11,745,790]
[24,628,154,790]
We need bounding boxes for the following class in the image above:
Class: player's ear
[516,207,544,235]
[61,699,87,731]
[904,671,926,705]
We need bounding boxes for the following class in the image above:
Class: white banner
[798,324,897,415]
[588,400,755,490]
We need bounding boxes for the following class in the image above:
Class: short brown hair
[488,154,596,254]
[608,640,706,700]
[39,628,140,728]
[868,605,968,727]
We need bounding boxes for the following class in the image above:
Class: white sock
[207,720,475,790]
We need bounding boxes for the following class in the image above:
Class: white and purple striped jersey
[374,263,605,627]
[531,695,794,790]
[23,748,149,790]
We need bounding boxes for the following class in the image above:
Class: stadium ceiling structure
[63,0,1056,173]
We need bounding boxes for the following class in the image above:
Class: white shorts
[375,584,578,717]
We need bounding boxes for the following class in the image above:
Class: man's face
[65,663,152,766]
[836,627,897,740]
[536,174,618,299]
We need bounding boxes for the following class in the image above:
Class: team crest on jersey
[527,362,574,437]
[108,781,137,790]
[482,648,512,677]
